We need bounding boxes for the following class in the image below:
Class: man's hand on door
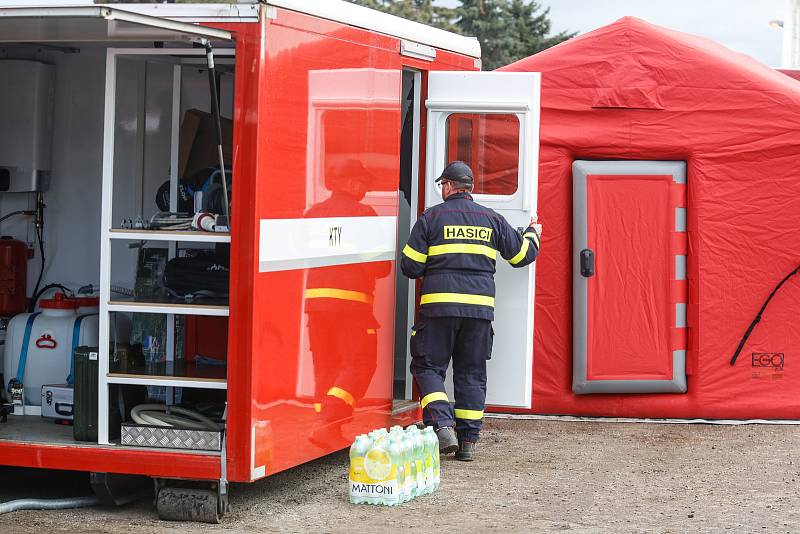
[530,213,542,238]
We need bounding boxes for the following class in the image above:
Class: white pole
[783,0,800,68]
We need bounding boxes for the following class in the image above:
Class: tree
[348,0,574,70]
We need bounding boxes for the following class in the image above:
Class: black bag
[164,253,230,298]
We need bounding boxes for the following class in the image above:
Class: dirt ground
[1,418,799,533]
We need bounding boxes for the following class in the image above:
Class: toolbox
[41,384,73,421]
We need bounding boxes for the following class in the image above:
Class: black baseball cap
[436,161,474,185]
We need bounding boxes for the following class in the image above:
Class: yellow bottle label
[349,449,398,502]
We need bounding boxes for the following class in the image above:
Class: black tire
[156,487,220,524]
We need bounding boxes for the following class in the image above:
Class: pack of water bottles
[348,425,440,505]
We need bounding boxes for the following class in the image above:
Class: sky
[547,0,786,67]
[442,0,788,67]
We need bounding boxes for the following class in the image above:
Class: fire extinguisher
[0,236,28,316]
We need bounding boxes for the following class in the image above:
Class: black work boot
[456,440,476,461]
[435,426,459,455]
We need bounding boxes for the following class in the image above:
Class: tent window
[445,113,520,196]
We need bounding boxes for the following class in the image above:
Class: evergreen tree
[348,0,574,70]
[350,0,459,33]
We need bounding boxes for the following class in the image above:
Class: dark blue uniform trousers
[410,317,493,442]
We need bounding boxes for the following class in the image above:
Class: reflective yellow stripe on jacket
[508,238,530,265]
[304,288,373,304]
[428,243,497,260]
[523,231,540,249]
[420,293,495,307]
[402,244,427,263]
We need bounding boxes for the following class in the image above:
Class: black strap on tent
[730,264,800,365]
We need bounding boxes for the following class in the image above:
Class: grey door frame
[572,160,688,394]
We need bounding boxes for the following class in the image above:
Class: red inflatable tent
[500,17,800,419]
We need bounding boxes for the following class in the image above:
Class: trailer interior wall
[0,47,233,291]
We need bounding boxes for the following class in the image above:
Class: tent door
[572,160,688,394]
[0,6,231,43]
[423,71,541,408]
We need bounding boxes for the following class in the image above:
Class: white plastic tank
[3,294,98,406]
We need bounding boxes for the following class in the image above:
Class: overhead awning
[0,6,232,43]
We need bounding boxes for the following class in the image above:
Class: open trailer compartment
[0,6,246,511]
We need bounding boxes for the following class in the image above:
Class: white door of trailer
[424,71,541,408]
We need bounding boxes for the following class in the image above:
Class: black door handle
[580,248,594,277]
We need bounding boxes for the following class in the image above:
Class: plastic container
[73,345,145,442]
[3,293,98,406]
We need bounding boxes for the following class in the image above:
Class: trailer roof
[266,0,481,59]
[0,1,480,59]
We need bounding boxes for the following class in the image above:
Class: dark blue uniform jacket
[401,192,539,321]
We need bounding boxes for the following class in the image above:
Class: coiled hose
[131,404,222,431]
[0,496,99,514]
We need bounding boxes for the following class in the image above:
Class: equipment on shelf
[3,293,131,407]
[41,383,73,421]
[130,403,221,431]
[191,212,229,233]
[155,166,232,218]
[163,252,230,299]
[0,403,11,423]
[121,403,224,452]
[148,212,194,231]
[73,345,146,442]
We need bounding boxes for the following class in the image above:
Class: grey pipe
[0,495,99,514]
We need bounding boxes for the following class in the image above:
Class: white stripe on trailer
[259,216,397,272]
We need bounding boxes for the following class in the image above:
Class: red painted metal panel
[586,174,674,381]
[244,8,476,480]
[250,8,402,478]
[0,441,220,480]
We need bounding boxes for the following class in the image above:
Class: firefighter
[401,161,541,461]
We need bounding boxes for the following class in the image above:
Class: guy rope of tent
[730,264,800,365]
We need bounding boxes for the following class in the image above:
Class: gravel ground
[1,418,800,533]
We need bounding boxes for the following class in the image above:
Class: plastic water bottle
[387,433,405,506]
[422,426,440,492]
[407,426,426,496]
[401,429,417,499]
[388,428,409,503]
[349,434,371,504]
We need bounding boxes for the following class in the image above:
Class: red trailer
[0,1,542,520]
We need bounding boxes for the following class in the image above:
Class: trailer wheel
[156,487,221,524]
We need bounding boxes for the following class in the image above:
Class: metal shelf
[108,299,229,317]
[109,229,230,243]
[106,374,227,390]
